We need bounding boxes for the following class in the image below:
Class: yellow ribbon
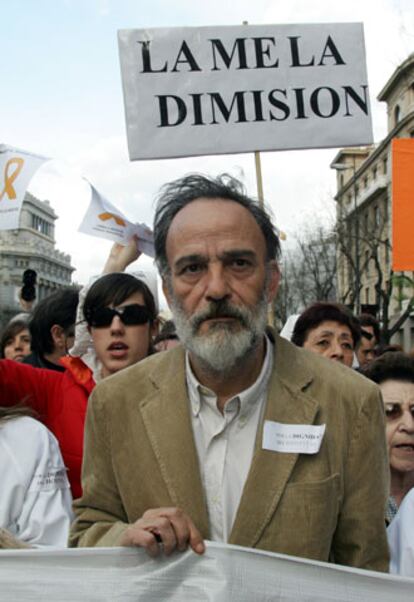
[98,212,126,227]
[0,157,24,201]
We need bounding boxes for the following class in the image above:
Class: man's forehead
[166,197,266,253]
[170,196,253,223]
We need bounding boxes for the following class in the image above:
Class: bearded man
[70,174,389,571]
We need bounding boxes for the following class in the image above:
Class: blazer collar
[138,347,210,538]
[229,335,319,547]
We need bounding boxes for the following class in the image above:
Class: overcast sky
[2,0,414,285]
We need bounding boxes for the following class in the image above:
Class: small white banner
[262,421,326,454]
[78,184,155,257]
[0,145,48,230]
[118,22,373,160]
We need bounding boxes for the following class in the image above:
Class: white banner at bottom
[0,542,412,601]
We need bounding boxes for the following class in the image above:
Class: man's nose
[205,264,231,302]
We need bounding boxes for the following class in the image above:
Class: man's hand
[118,507,205,558]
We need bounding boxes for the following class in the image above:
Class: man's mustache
[191,300,249,330]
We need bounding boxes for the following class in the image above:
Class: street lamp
[331,158,361,314]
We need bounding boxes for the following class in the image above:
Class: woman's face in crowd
[303,320,354,368]
[90,292,155,378]
[3,328,31,362]
[380,379,414,476]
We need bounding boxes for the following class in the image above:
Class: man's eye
[342,342,353,351]
[182,264,203,274]
[230,258,252,270]
[384,403,402,419]
[316,339,329,348]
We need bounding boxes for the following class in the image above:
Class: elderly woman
[363,352,414,524]
[291,302,361,368]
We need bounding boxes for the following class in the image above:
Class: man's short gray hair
[153,173,281,276]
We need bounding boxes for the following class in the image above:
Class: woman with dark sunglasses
[0,271,157,501]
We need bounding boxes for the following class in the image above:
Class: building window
[365,287,370,304]
[394,104,401,126]
[340,174,344,188]
[374,205,380,227]
[365,250,370,275]
[383,157,387,175]
[372,166,377,180]
[31,214,51,237]
[364,176,368,188]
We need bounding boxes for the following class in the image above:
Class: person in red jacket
[0,272,157,499]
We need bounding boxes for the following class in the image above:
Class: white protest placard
[78,183,155,257]
[0,145,48,229]
[118,23,373,160]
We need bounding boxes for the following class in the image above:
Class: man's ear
[50,324,65,351]
[266,260,280,303]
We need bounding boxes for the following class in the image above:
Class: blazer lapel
[229,336,320,548]
[138,349,210,539]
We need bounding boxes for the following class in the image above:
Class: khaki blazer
[70,335,389,571]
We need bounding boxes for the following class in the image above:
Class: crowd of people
[1,174,413,579]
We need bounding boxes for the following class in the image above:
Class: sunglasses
[88,303,152,328]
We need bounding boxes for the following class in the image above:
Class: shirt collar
[186,335,274,418]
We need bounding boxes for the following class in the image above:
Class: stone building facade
[0,192,74,330]
[331,53,414,348]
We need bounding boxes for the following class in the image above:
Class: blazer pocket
[260,473,340,561]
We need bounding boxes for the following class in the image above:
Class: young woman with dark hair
[0,266,157,499]
[0,319,31,362]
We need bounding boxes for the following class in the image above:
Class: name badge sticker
[262,421,326,454]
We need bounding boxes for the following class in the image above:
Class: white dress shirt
[186,337,274,542]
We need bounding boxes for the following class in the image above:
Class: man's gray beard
[169,293,269,374]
